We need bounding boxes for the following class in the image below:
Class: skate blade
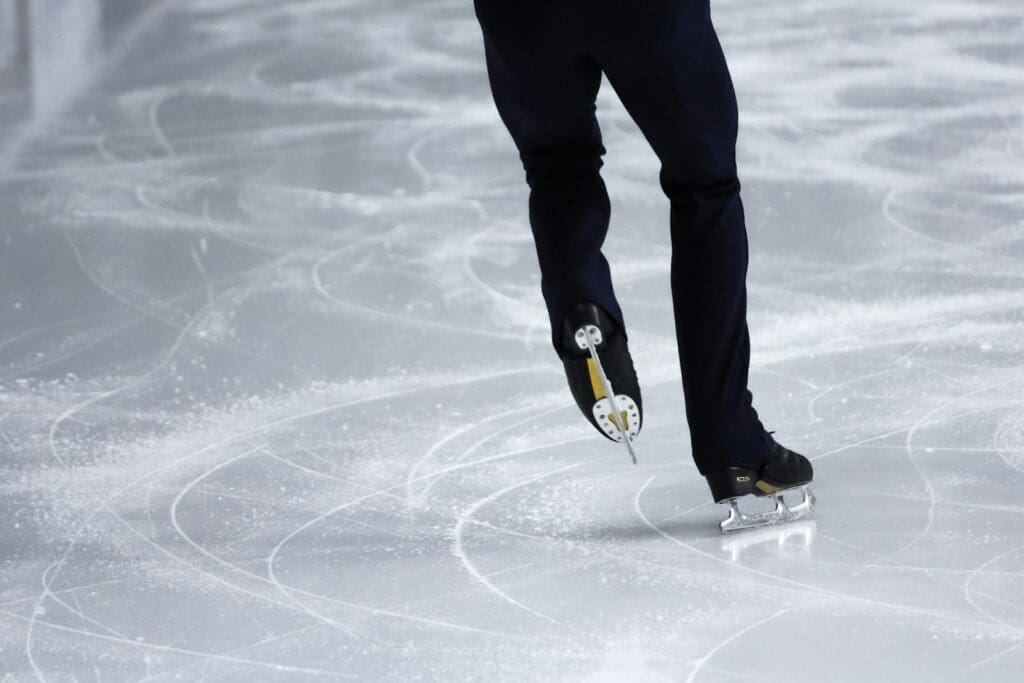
[579,325,638,465]
[719,486,815,533]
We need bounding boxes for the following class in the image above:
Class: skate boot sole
[577,323,638,464]
[560,304,642,464]
[592,394,641,443]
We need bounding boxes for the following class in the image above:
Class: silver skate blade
[719,486,815,533]
[580,325,637,465]
[622,430,638,464]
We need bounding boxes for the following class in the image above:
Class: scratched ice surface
[1,0,1024,680]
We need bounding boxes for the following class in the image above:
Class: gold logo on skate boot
[736,476,751,483]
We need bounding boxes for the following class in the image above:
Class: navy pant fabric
[474,0,775,474]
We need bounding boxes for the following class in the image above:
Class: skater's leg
[474,0,624,354]
[591,0,774,473]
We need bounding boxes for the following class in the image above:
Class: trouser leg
[592,0,774,473]
[474,0,624,354]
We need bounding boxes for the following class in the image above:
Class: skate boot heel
[705,468,759,503]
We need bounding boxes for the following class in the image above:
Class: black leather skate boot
[705,443,815,532]
[559,303,642,463]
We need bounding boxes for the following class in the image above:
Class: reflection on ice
[0,0,166,167]
[24,0,102,119]
[720,519,818,563]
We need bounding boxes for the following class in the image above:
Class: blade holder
[574,324,603,350]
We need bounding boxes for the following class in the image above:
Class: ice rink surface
[2,0,1024,679]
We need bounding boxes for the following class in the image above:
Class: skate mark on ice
[134,622,329,683]
[309,239,535,342]
[0,316,142,383]
[812,528,1024,622]
[411,403,563,504]
[803,334,928,426]
[263,471,552,637]
[635,477,1011,629]
[190,239,215,307]
[114,482,368,637]
[43,247,261,468]
[0,311,142,380]
[884,371,1024,561]
[636,476,841,599]
[24,559,153,681]
[266,448,404,504]
[21,432,249,678]
[459,220,549,327]
[29,492,330,677]
[750,366,819,392]
[0,579,126,611]
[96,447,384,645]
[686,608,790,683]
[806,366,903,424]
[0,313,114,356]
[851,486,1024,517]
[949,641,1024,680]
[33,369,549,670]
[419,429,610,507]
[168,444,362,637]
[6,605,346,679]
[451,462,581,623]
[882,185,1023,264]
[406,123,456,194]
[404,402,540,504]
[61,224,190,336]
[963,545,1024,628]
[148,92,177,159]
[27,261,303,675]
[0,417,15,452]
[993,408,1024,478]
[170,443,516,639]
[264,445,589,636]
[59,186,283,354]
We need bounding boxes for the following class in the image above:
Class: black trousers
[474,0,775,474]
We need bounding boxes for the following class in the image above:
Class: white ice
[1,0,1024,680]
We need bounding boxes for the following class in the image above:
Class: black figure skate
[705,443,815,532]
[559,303,642,464]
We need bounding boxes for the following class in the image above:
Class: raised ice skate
[559,303,642,464]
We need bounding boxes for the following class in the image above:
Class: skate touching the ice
[706,443,815,532]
